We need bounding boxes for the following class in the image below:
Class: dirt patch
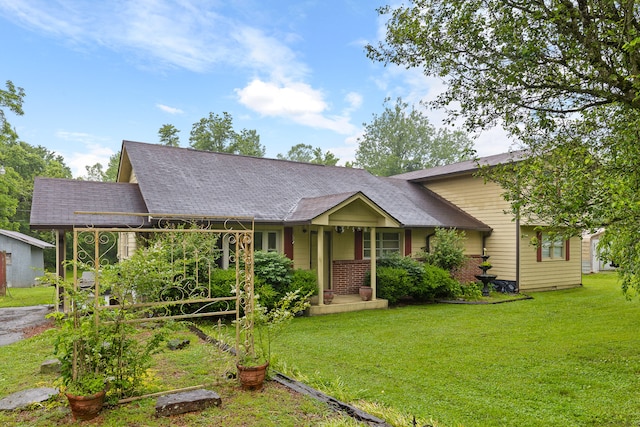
[21,319,55,340]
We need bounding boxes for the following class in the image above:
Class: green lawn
[273,272,640,427]
[0,286,56,308]
[0,324,351,426]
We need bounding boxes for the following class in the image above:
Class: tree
[354,97,473,176]
[0,80,25,137]
[189,112,265,157]
[368,1,640,294]
[158,124,180,147]
[277,143,339,165]
[104,152,120,182]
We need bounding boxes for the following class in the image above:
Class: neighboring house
[0,229,54,288]
[581,229,616,274]
[30,141,582,312]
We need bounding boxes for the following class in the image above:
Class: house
[392,152,582,292]
[581,229,616,274]
[30,141,582,313]
[0,229,54,288]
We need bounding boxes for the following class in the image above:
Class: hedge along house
[392,152,583,292]
[0,229,54,288]
[31,140,491,315]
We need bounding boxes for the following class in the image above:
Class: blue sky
[0,0,512,178]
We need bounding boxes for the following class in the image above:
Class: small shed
[0,229,54,288]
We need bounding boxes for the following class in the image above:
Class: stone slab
[40,358,61,374]
[155,389,221,417]
[0,388,59,410]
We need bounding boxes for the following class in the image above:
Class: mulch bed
[21,319,55,340]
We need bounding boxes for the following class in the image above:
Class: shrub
[422,227,466,272]
[253,251,293,292]
[373,266,413,304]
[459,282,483,300]
[416,263,462,300]
[288,269,318,296]
[377,253,425,286]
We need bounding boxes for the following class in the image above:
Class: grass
[0,285,56,308]
[2,273,638,426]
[273,272,640,427]
[0,323,351,426]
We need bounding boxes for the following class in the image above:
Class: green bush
[422,228,466,272]
[416,263,462,300]
[253,251,293,291]
[377,253,425,285]
[459,282,483,300]
[373,266,413,304]
[289,269,318,296]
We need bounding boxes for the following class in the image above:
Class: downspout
[425,232,435,253]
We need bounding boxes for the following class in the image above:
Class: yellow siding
[333,230,354,260]
[425,176,517,281]
[519,227,582,291]
[410,228,483,257]
[292,228,311,270]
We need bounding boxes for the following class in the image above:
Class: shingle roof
[391,150,528,182]
[121,140,490,230]
[30,178,149,229]
[0,229,55,249]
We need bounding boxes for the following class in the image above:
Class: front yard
[274,272,640,426]
[1,273,638,426]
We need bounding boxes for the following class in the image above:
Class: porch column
[369,227,376,301]
[317,226,324,305]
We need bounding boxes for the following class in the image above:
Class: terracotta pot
[65,390,106,421]
[323,289,334,304]
[237,361,269,391]
[359,286,373,301]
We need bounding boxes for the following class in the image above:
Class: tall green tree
[368,1,640,294]
[189,112,265,156]
[354,97,473,176]
[277,143,339,165]
[158,124,180,147]
[0,80,25,138]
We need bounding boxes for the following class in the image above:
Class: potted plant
[235,289,310,390]
[45,267,166,420]
[47,278,108,421]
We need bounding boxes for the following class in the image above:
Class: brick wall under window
[333,260,370,294]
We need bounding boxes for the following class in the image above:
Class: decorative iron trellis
[70,214,255,363]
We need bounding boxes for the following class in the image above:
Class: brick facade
[332,259,370,294]
[452,255,483,284]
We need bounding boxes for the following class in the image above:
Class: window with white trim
[541,233,565,260]
[363,232,400,258]
[254,231,279,252]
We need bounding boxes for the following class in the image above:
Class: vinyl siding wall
[424,176,517,282]
[425,175,582,291]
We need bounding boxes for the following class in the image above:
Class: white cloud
[236,79,357,135]
[55,131,115,177]
[156,104,184,115]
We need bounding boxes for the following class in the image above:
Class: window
[254,231,279,252]
[363,232,400,258]
[540,233,565,260]
[5,253,11,265]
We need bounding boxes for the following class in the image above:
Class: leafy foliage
[368,1,640,295]
[252,251,318,310]
[370,254,461,303]
[354,97,473,176]
[158,123,180,147]
[422,227,466,272]
[277,143,339,165]
[189,111,265,156]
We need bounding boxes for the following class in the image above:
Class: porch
[308,294,388,316]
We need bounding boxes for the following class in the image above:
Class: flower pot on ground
[235,289,310,390]
[323,289,335,304]
[236,361,270,391]
[359,286,373,301]
[65,389,106,421]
